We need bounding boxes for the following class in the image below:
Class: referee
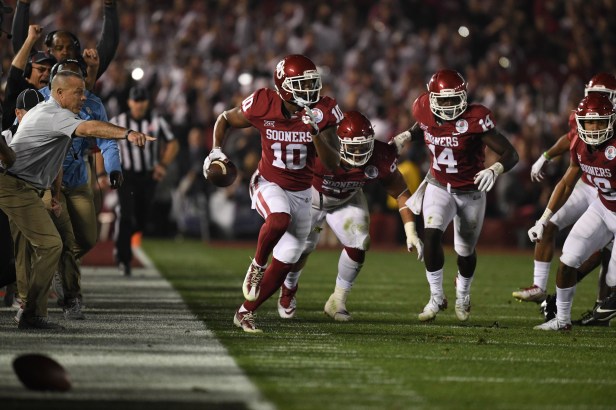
[110,86,179,275]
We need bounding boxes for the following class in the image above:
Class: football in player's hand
[206,158,238,187]
[12,353,71,391]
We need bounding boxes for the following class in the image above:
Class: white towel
[406,179,428,215]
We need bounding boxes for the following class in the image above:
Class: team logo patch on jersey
[364,165,378,179]
[455,119,469,134]
[264,120,275,127]
[605,145,616,160]
[308,108,324,124]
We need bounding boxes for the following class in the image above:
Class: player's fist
[301,107,319,135]
[389,130,411,153]
[528,220,546,242]
[203,148,227,179]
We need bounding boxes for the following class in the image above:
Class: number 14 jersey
[413,92,496,191]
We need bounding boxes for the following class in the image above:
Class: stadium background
[1,0,615,249]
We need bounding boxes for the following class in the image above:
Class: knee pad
[560,252,582,270]
[454,243,473,258]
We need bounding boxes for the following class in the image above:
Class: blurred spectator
[2,0,614,247]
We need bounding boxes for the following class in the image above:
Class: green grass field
[142,239,616,410]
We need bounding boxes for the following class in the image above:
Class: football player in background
[393,69,519,322]
[277,111,424,321]
[530,93,616,330]
[516,72,616,326]
[203,54,341,332]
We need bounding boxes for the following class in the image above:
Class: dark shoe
[119,262,131,276]
[539,294,557,322]
[573,308,609,327]
[3,283,16,307]
[593,293,616,322]
[18,315,65,330]
[63,298,85,320]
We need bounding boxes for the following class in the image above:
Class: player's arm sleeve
[96,138,121,173]
[96,1,120,79]
[10,1,30,54]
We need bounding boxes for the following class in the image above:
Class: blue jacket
[39,87,122,188]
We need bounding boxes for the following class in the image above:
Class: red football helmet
[575,93,616,145]
[585,72,616,104]
[427,69,468,121]
[274,54,322,106]
[337,111,375,166]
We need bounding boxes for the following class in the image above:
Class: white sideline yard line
[0,259,274,410]
[426,376,616,385]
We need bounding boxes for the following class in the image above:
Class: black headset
[49,57,88,90]
[44,30,81,54]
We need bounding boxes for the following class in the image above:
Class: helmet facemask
[281,71,322,106]
[429,90,467,121]
[339,135,374,166]
[576,114,615,145]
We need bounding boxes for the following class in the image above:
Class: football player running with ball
[393,69,519,322]
[203,54,341,333]
[277,111,424,321]
[531,93,616,331]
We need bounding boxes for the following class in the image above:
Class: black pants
[115,172,156,265]
[0,209,16,288]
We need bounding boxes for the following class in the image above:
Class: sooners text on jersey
[571,135,616,211]
[413,92,495,190]
[313,141,398,201]
[242,88,342,191]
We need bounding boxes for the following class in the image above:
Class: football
[12,353,71,391]
[206,158,238,187]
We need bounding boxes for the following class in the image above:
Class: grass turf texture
[143,239,616,410]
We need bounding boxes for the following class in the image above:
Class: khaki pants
[0,174,62,317]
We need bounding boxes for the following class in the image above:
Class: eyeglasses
[32,65,51,74]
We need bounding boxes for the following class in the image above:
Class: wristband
[96,172,107,178]
[123,129,134,139]
[542,151,551,161]
[538,208,553,224]
[488,161,505,176]
[404,221,418,239]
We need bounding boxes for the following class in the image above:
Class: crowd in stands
[1,0,614,246]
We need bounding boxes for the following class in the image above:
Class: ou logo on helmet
[276,60,286,80]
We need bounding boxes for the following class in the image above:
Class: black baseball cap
[30,51,57,65]
[129,86,150,101]
[16,89,45,110]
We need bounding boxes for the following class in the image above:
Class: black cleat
[573,308,609,327]
[592,293,616,322]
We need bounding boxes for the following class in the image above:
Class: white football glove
[530,154,549,182]
[389,130,412,153]
[301,106,319,135]
[528,209,553,242]
[404,222,424,261]
[474,162,504,192]
[202,148,227,179]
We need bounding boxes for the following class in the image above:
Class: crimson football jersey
[241,88,342,191]
[413,92,495,191]
[313,141,398,200]
[571,135,616,211]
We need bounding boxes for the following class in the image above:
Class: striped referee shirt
[109,111,175,172]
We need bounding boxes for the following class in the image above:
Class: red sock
[254,213,290,266]
[244,258,292,311]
